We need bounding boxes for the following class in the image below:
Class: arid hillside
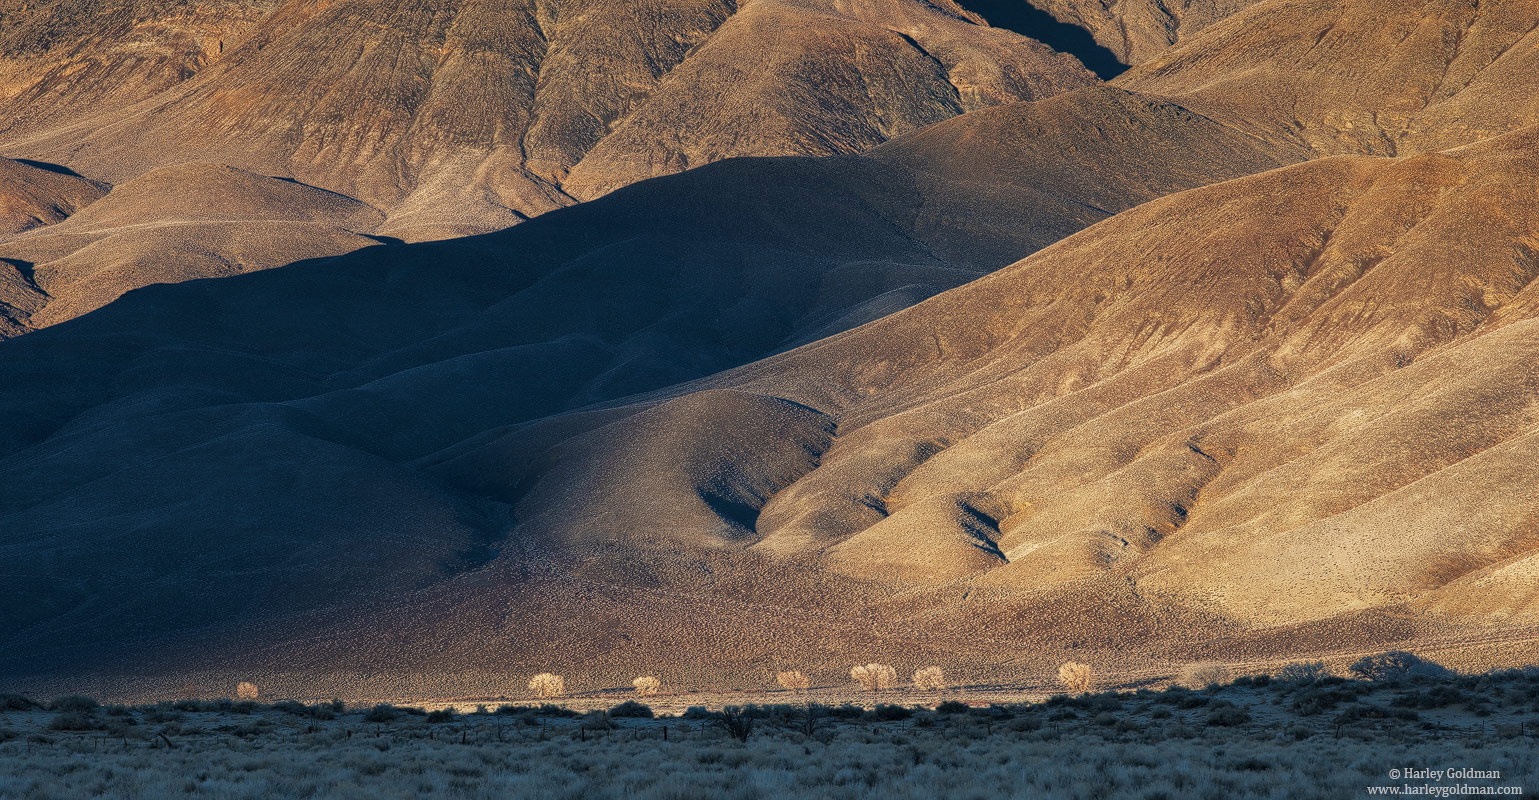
[3,0,1539,698]
[0,0,1104,238]
[0,85,1295,337]
[1117,0,1539,156]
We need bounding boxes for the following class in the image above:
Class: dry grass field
[2,661,1536,799]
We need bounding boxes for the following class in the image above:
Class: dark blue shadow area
[953,0,1128,80]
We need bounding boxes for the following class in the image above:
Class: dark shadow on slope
[953,0,1127,80]
[12,158,88,178]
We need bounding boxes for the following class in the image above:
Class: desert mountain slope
[0,86,1297,673]
[0,0,279,139]
[9,129,1534,689]
[3,0,1100,240]
[0,157,105,236]
[1117,0,1539,156]
[0,163,386,331]
[450,127,1539,635]
[0,86,1296,338]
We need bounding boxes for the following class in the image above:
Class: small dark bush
[682,706,713,720]
[1206,701,1250,727]
[1276,662,1330,684]
[1350,652,1450,682]
[272,701,309,716]
[866,705,912,722]
[48,712,102,731]
[710,706,754,743]
[609,701,653,718]
[1292,686,1355,716]
[1393,686,1467,709]
[1093,712,1118,727]
[425,709,456,723]
[364,704,398,723]
[1150,707,1173,719]
[50,696,98,713]
[935,701,970,714]
[826,704,864,719]
[579,711,615,730]
[1088,695,1122,712]
[1176,694,1210,709]
[0,695,38,711]
[1008,715,1042,732]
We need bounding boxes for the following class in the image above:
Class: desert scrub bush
[425,708,456,723]
[776,670,810,693]
[579,710,615,730]
[1291,685,1359,716]
[710,706,754,743]
[850,663,898,692]
[632,675,661,697]
[912,665,946,690]
[1350,651,1449,682]
[364,704,398,722]
[235,681,259,700]
[48,712,104,731]
[608,700,653,718]
[528,673,565,698]
[826,704,864,719]
[1276,661,1330,684]
[49,695,98,712]
[1058,662,1094,694]
[866,705,913,722]
[1180,662,1231,689]
[0,694,38,711]
[1205,701,1250,727]
[935,700,970,714]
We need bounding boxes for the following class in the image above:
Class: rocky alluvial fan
[2,0,1539,695]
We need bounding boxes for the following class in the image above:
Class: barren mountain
[0,83,1305,681]
[5,0,1539,699]
[0,86,1295,337]
[3,0,1101,240]
[1118,0,1539,155]
[0,157,105,236]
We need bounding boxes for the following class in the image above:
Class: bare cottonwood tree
[851,663,898,692]
[528,673,565,699]
[912,666,946,690]
[1058,662,1093,694]
[777,670,811,693]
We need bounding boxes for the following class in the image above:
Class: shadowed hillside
[4,0,1539,699]
[0,86,1298,683]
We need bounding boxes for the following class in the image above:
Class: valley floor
[2,671,1537,799]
